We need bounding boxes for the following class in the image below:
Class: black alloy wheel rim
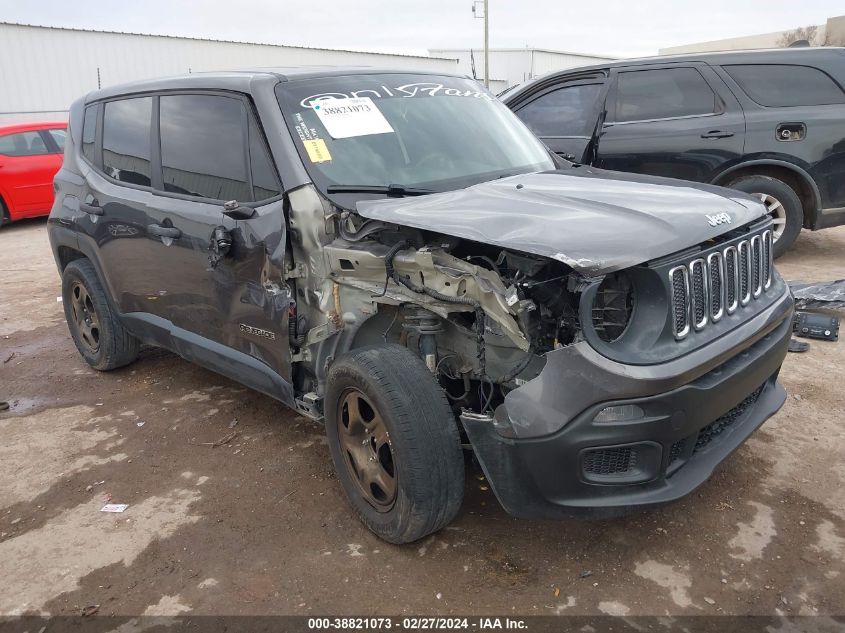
[69,281,101,353]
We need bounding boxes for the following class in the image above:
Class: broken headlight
[591,272,635,343]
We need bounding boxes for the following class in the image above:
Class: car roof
[557,46,844,74]
[86,66,470,102]
[503,47,845,102]
[0,121,67,135]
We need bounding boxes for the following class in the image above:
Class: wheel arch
[0,191,10,223]
[711,160,821,229]
[57,245,87,270]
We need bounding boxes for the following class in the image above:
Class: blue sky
[0,0,841,57]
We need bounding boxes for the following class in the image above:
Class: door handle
[701,130,734,139]
[80,200,103,216]
[148,224,182,239]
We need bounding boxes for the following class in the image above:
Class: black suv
[503,47,845,257]
[49,68,792,543]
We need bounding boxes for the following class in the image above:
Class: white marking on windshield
[299,82,494,108]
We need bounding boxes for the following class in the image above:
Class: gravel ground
[1,218,844,618]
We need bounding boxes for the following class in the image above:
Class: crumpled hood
[356,168,767,276]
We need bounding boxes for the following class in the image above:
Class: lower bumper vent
[583,446,637,476]
[694,384,765,452]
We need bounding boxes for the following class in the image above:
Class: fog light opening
[593,404,645,423]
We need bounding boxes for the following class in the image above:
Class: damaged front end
[285,180,793,520]
[284,183,593,425]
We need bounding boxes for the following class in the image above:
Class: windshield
[275,73,554,203]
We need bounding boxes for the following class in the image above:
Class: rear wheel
[62,259,140,370]
[728,175,802,258]
[0,196,9,225]
[325,345,465,544]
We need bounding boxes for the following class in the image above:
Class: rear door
[80,90,291,387]
[596,64,745,182]
[508,72,609,163]
[0,129,58,216]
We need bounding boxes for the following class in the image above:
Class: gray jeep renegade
[48,68,793,543]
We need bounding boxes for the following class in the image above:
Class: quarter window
[614,68,717,122]
[103,97,153,186]
[723,64,845,107]
[82,105,97,164]
[517,83,604,137]
[0,131,51,157]
[159,94,251,201]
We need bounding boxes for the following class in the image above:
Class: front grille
[738,240,751,305]
[751,236,762,297]
[670,229,773,339]
[708,253,723,320]
[690,259,707,329]
[694,384,765,452]
[725,246,737,312]
[583,446,637,476]
[670,266,690,337]
[761,231,772,290]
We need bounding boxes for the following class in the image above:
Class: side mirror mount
[208,225,233,269]
[222,200,256,220]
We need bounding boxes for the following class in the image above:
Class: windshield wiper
[326,184,434,197]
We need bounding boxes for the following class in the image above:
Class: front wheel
[325,345,465,544]
[728,175,803,258]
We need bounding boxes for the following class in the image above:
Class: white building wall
[429,48,614,89]
[0,23,459,123]
[659,30,809,54]
[659,14,845,54]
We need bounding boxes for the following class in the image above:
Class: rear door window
[613,68,717,122]
[722,64,845,107]
[159,94,251,201]
[517,83,604,137]
[103,97,153,186]
[0,131,51,157]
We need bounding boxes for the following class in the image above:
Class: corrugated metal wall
[0,23,459,124]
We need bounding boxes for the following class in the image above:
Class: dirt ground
[1,218,844,619]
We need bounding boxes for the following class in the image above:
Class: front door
[596,64,745,183]
[510,73,608,164]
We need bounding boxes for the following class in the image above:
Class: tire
[325,344,465,544]
[61,259,140,371]
[0,196,9,225]
[728,175,802,258]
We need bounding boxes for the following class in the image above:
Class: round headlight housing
[591,272,635,343]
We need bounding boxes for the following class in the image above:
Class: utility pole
[472,0,489,88]
[484,0,489,89]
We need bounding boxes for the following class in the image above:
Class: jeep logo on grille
[706,212,732,227]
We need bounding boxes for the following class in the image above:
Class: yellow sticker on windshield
[304,138,332,163]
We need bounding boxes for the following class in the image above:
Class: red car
[0,121,67,225]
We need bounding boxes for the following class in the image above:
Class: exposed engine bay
[284,184,592,419]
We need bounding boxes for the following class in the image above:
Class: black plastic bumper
[462,295,792,520]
